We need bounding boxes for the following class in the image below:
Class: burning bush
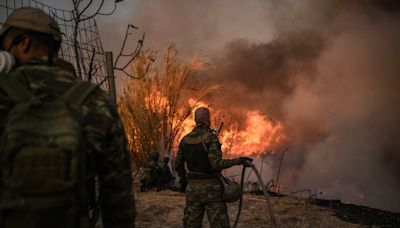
[118,45,216,168]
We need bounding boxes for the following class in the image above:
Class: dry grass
[135,189,369,228]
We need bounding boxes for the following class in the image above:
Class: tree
[53,0,148,81]
[118,45,217,169]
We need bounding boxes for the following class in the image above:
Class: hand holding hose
[238,157,253,167]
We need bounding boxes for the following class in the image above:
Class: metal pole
[249,163,277,227]
[105,52,116,104]
[275,148,289,193]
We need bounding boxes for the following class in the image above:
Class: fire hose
[233,161,277,228]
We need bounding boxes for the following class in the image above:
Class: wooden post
[105,52,116,104]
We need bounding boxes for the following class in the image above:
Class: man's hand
[239,157,253,167]
[179,177,188,193]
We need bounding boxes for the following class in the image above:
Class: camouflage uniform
[175,124,240,228]
[0,57,135,228]
[139,151,163,192]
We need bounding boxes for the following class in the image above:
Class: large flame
[180,99,287,157]
[220,111,286,156]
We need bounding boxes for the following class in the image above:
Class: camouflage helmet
[0,7,62,42]
[222,177,242,203]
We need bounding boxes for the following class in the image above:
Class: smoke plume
[96,0,400,211]
[208,1,400,212]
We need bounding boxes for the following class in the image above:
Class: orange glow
[144,91,168,112]
[179,99,287,157]
[220,111,286,156]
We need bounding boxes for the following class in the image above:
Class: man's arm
[174,139,186,178]
[85,93,135,228]
[208,134,240,170]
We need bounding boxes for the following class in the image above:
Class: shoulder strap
[185,132,212,153]
[185,132,211,145]
[0,74,32,102]
[62,81,98,107]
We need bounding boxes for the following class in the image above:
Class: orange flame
[220,111,286,156]
[180,99,287,157]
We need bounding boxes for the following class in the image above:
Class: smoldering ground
[97,0,400,211]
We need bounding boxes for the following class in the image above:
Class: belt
[188,178,221,185]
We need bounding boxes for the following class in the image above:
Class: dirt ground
[135,189,368,228]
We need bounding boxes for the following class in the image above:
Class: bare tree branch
[79,0,95,18]
[98,2,117,16]
[114,24,140,68]
[116,58,154,80]
[67,0,121,79]
[80,0,105,21]
[51,10,75,22]
[113,25,151,80]
[88,47,97,82]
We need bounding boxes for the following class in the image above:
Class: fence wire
[0,0,109,91]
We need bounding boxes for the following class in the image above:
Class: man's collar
[26,56,48,65]
[25,56,77,77]
[195,123,210,130]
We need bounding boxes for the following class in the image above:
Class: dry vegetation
[135,189,369,228]
[118,45,216,169]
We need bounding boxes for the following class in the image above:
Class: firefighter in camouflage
[175,107,252,228]
[0,7,135,228]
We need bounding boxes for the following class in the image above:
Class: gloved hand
[238,157,253,167]
[179,177,188,193]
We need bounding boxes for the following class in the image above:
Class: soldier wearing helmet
[175,107,252,228]
[0,7,62,66]
[0,8,135,228]
[139,151,163,192]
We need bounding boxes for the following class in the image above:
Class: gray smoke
[32,0,400,212]
[283,14,400,210]
[52,0,400,211]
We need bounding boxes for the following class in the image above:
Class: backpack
[0,75,97,228]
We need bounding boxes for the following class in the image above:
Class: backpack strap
[185,132,211,153]
[62,81,98,107]
[0,75,32,103]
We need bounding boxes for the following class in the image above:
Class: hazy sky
[39,0,276,59]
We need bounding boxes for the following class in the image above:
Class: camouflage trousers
[184,183,230,228]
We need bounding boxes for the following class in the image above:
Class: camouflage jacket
[175,124,239,180]
[0,57,135,228]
